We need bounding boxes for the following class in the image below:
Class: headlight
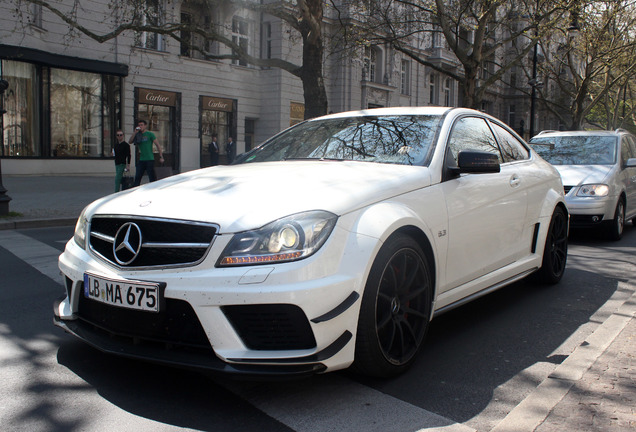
[577,184,609,197]
[73,207,89,249]
[218,210,338,266]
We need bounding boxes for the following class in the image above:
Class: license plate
[84,272,162,312]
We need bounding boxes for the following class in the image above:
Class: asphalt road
[0,224,634,432]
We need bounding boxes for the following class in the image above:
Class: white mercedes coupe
[55,107,568,378]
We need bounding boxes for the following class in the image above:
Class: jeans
[114,164,126,192]
[134,160,157,186]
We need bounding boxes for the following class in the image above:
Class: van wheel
[353,234,432,377]
[606,199,625,241]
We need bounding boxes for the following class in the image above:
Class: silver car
[531,129,636,240]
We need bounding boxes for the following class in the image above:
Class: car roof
[314,106,457,121]
[532,129,630,138]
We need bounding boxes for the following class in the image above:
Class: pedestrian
[113,129,131,192]
[209,134,219,166]
[226,136,236,164]
[130,120,164,186]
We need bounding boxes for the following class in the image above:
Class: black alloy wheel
[534,206,568,284]
[354,234,432,377]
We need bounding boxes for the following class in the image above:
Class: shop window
[200,96,234,167]
[1,61,40,157]
[1,59,122,159]
[232,17,249,66]
[135,0,165,51]
[50,69,102,157]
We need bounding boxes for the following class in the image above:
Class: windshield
[530,135,617,165]
[238,115,441,166]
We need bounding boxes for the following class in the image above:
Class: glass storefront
[1,59,122,159]
[135,88,179,171]
[200,96,235,167]
[1,61,40,156]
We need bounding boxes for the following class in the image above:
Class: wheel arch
[390,225,437,301]
[347,202,442,302]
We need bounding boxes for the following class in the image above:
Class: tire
[534,206,568,285]
[605,199,625,241]
[353,234,433,377]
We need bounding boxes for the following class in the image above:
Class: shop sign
[202,96,234,112]
[139,88,177,107]
[290,102,305,126]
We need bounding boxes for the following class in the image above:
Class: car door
[622,135,636,217]
[440,116,528,295]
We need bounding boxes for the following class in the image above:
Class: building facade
[1,0,543,176]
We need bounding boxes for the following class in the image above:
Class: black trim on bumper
[53,315,331,378]
[570,214,605,227]
[227,331,352,364]
[311,291,360,323]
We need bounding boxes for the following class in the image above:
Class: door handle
[510,174,521,188]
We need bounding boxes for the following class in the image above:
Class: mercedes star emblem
[113,222,143,265]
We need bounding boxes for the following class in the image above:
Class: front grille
[223,304,317,351]
[89,216,216,268]
[77,286,211,350]
[564,185,574,195]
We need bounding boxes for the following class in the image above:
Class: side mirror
[456,150,501,173]
[626,158,636,168]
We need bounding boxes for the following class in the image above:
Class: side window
[447,117,503,163]
[491,122,530,162]
[620,136,634,165]
[624,135,636,160]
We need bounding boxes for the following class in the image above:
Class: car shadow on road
[349,266,620,424]
[55,342,294,431]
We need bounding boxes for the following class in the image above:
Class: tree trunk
[300,34,329,119]
[297,0,328,119]
[462,65,480,109]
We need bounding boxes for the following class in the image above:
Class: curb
[0,218,77,231]
[491,282,636,431]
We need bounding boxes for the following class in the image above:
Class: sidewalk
[0,175,116,229]
[0,174,634,431]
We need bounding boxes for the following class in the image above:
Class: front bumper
[564,194,617,227]
[53,296,348,377]
[54,225,377,376]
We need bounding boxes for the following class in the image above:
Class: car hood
[88,161,431,233]
[553,164,612,187]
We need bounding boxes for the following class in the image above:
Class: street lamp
[0,78,11,216]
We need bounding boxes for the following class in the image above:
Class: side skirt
[432,268,537,318]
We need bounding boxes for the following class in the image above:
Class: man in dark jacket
[226,136,236,164]
[114,129,131,192]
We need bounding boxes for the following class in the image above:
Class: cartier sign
[139,88,177,107]
[202,96,234,112]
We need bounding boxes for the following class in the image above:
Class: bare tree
[19,0,329,119]
[534,0,636,130]
[343,0,564,110]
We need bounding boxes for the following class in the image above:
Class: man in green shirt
[130,120,164,186]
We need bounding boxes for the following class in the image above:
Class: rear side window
[490,122,529,162]
[447,117,503,163]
